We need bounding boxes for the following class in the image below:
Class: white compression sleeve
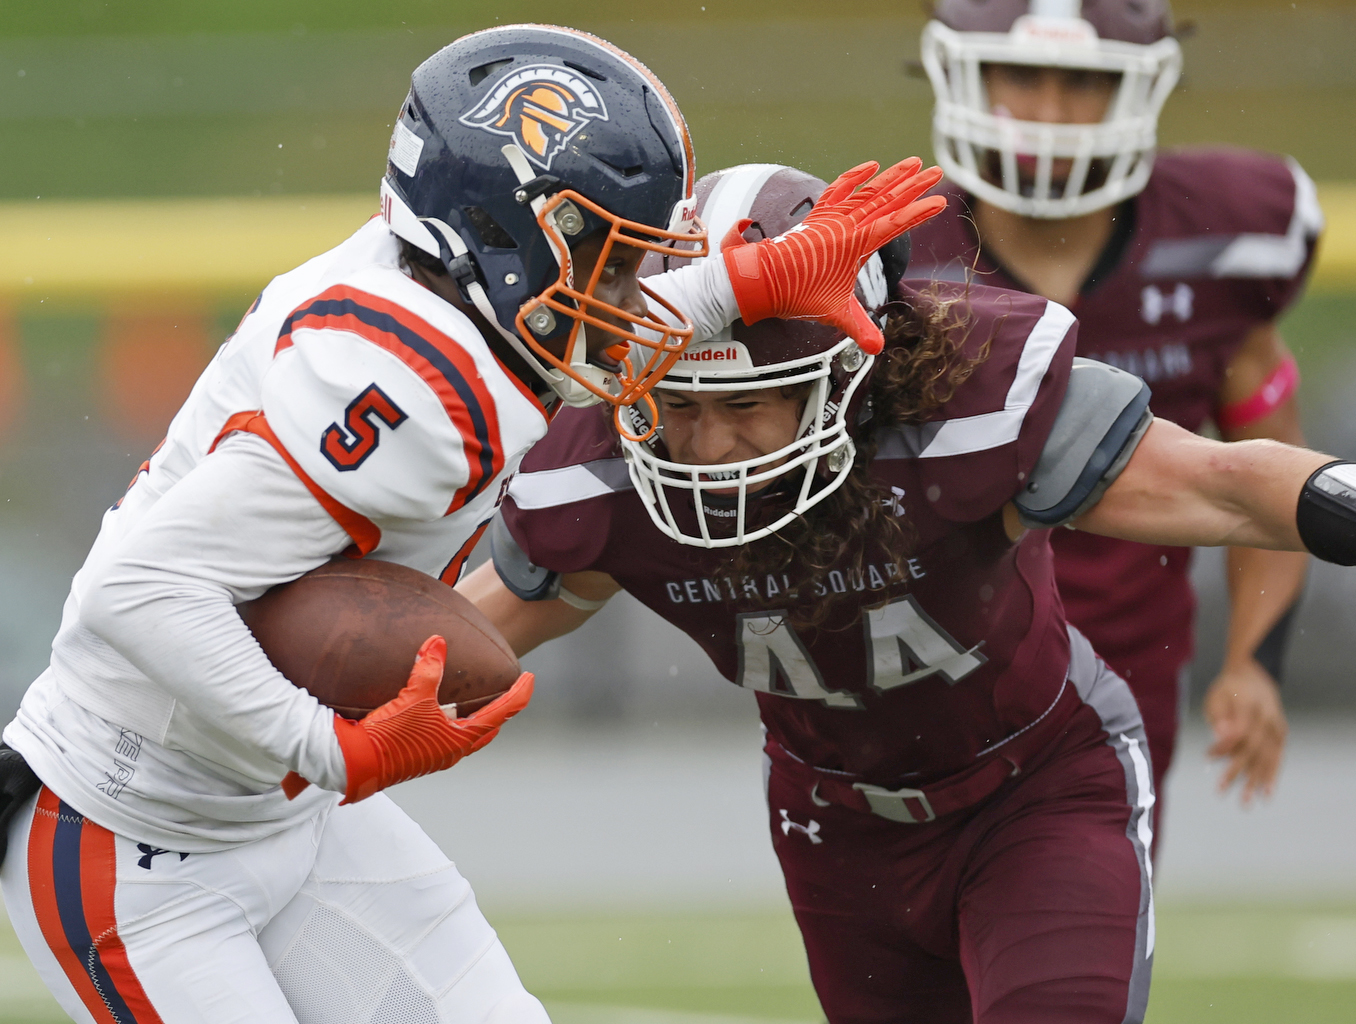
[645,254,741,341]
[79,432,352,792]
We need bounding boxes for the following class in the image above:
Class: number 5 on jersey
[321,384,408,471]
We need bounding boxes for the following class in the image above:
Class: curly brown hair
[720,286,990,629]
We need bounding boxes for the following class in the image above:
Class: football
[237,559,521,720]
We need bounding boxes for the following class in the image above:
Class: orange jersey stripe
[440,519,492,585]
[210,410,381,557]
[277,285,517,515]
[78,817,166,1024]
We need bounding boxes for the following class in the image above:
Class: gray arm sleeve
[489,512,561,602]
[1014,358,1153,529]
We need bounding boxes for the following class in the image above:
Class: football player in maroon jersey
[911,0,1322,818]
[459,164,1355,1024]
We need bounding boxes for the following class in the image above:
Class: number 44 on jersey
[736,595,987,708]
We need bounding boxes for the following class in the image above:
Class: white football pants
[1,786,550,1024]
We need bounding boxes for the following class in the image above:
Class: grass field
[4,903,1356,1023]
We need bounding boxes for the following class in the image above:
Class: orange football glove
[281,636,533,804]
[722,157,947,355]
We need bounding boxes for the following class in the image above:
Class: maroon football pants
[767,634,1154,1024]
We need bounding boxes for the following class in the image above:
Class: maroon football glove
[722,157,946,354]
[282,636,533,804]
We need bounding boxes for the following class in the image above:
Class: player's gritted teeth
[656,387,806,494]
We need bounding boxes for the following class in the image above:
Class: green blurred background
[0,0,1352,198]
[2,3,1356,1023]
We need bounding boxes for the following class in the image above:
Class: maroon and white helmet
[623,164,894,548]
[922,0,1182,217]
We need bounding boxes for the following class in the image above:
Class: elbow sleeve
[1296,461,1356,565]
[490,513,560,602]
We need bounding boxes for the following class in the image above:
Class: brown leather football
[238,559,520,720]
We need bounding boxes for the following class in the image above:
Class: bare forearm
[1074,419,1329,550]
[456,561,604,657]
[1222,546,1307,667]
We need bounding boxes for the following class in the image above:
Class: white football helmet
[620,164,895,548]
[922,0,1182,218]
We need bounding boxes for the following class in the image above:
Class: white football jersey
[5,218,549,849]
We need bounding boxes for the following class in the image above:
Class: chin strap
[497,144,611,408]
[382,170,605,409]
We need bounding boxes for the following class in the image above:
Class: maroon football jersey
[906,147,1322,685]
[502,282,1080,786]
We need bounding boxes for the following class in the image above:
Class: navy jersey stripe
[51,802,142,1024]
[280,297,498,505]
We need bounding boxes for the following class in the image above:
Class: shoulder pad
[490,512,560,602]
[262,276,543,523]
[1014,358,1152,528]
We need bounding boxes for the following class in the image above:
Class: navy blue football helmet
[380,24,708,408]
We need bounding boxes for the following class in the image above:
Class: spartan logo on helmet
[459,63,610,171]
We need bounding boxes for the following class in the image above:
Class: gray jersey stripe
[1066,625,1156,1024]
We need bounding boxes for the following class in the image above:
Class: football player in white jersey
[0,23,945,1024]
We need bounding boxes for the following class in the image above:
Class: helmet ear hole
[464,206,517,249]
[562,58,608,82]
[877,235,911,300]
[643,87,684,176]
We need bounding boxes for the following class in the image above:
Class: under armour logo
[136,844,189,870]
[779,809,823,844]
[881,486,907,517]
[1141,283,1193,325]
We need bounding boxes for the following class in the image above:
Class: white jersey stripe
[508,458,632,510]
[918,299,1075,459]
[1207,157,1324,279]
[701,164,786,259]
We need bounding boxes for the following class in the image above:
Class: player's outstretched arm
[643,158,943,353]
[723,158,946,353]
[456,561,619,658]
[1072,418,1332,552]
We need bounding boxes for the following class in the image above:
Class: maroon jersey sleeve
[499,405,625,575]
[881,281,1078,524]
[1139,148,1323,323]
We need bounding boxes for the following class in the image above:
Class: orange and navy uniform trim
[276,285,513,515]
[210,411,381,557]
[439,518,492,585]
[110,438,166,512]
[27,788,166,1024]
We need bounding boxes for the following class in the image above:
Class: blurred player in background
[911,0,1323,824]
[463,163,1356,1023]
[0,25,940,1023]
